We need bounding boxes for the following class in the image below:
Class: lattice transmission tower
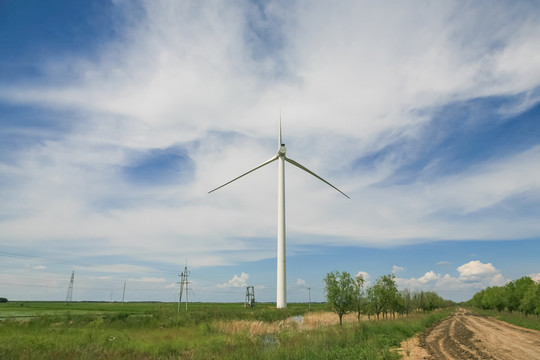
[178,265,190,312]
[244,286,255,308]
[65,270,74,304]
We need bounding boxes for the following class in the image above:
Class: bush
[0,297,8,303]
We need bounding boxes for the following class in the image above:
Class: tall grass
[0,302,453,360]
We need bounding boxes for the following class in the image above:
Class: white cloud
[418,271,440,284]
[396,260,507,301]
[1,1,540,302]
[392,265,405,274]
[356,271,370,286]
[297,278,306,287]
[437,261,451,267]
[217,272,249,288]
[457,260,499,283]
[529,273,540,283]
[33,265,46,270]
[2,1,539,256]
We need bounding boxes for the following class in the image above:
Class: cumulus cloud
[530,273,540,283]
[418,271,440,284]
[356,271,371,285]
[297,278,306,287]
[217,272,249,288]
[396,260,506,300]
[392,265,405,274]
[457,260,499,283]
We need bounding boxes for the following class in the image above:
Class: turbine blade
[279,112,283,146]
[208,155,279,194]
[284,157,350,199]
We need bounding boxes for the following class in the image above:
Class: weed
[0,302,452,359]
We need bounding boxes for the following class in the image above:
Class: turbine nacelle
[278,144,286,156]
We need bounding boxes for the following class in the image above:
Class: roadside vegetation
[0,300,453,359]
[465,275,540,331]
[324,271,453,324]
[466,276,540,315]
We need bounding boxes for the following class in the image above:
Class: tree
[506,276,534,312]
[324,271,355,326]
[353,272,366,321]
[366,285,383,320]
[424,291,444,312]
[520,282,540,315]
[373,274,399,318]
[481,286,506,311]
[401,289,413,316]
[366,275,398,319]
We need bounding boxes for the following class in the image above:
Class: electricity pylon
[178,265,190,312]
[65,270,74,304]
[244,286,255,308]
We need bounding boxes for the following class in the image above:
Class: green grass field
[0,301,453,360]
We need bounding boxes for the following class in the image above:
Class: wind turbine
[209,120,349,308]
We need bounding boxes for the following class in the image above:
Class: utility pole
[122,281,126,305]
[178,271,184,312]
[178,265,190,312]
[308,287,311,310]
[65,271,74,304]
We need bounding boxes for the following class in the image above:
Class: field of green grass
[0,301,453,360]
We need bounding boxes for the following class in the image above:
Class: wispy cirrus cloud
[1,0,540,301]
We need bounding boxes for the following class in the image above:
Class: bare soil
[399,307,540,360]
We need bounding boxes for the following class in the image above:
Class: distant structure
[178,265,190,312]
[209,119,349,308]
[244,286,255,308]
[121,281,126,305]
[308,286,311,310]
[65,270,74,303]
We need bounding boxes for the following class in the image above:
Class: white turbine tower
[209,119,349,308]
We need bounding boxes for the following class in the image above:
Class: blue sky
[1,0,540,303]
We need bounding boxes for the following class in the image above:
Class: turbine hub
[278,144,286,156]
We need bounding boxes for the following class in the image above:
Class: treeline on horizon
[324,272,454,324]
[467,276,540,315]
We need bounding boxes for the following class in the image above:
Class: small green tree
[324,271,355,326]
[520,282,540,315]
[353,272,366,321]
[371,274,398,318]
[401,289,413,316]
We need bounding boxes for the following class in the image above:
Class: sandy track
[402,308,540,360]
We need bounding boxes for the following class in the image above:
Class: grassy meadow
[0,301,453,359]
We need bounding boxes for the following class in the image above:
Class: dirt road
[401,308,540,359]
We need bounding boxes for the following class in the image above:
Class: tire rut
[417,308,540,360]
